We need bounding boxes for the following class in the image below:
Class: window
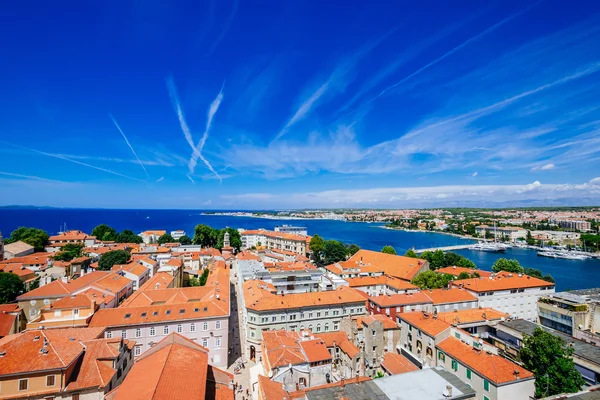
[136,328,142,338]
[317,312,321,318]
[73,309,79,317]
[451,360,459,372]
[165,310,171,315]
[454,332,460,339]
[124,313,131,319]
[308,312,313,318]
[135,346,141,356]
[466,369,472,380]
[190,323,196,332]
[281,315,286,321]
[19,379,28,391]
[325,323,329,331]
[150,327,156,336]
[177,324,183,333]
[216,321,221,329]
[484,380,490,391]
[324,311,329,317]
[163,326,169,335]
[202,338,208,347]
[121,330,127,339]
[271,316,276,322]
[203,322,208,331]
[179,309,185,314]
[216,337,222,347]
[438,351,445,362]
[46,375,55,386]
[484,397,490,400]
[106,331,112,339]
[316,324,321,332]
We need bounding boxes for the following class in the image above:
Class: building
[397,311,452,368]
[0,263,38,290]
[264,231,310,255]
[17,271,133,323]
[0,327,134,399]
[493,319,600,385]
[347,250,430,282]
[261,330,332,391]
[138,230,167,244]
[475,226,527,241]
[380,352,418,376]
[27,293,99,329]
[240,229,268,249]
[105,332,233,400]
[316,331,361,380]
[46,230,97,252]
[436,308,509,338]
[345,275,419,297]
[88,263,230,368]
[242,281,367,360]
[531,230,581,243]
[2,240,34,259]
[274,225,308,236]
[537,289,600,338]
[0,304,25,338]
[436,266,492,278]
[112,263,150,291]
[436,336,535,400]
[367,292,433,321]
[550,219,591,232]
[451,272,555,321]
[170,230,186,240]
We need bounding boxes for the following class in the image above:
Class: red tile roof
[436,266,491,278]
[0,312,16,337]
[348,250,427,281]
[422,288,477,305]
[369,291,432,307]
[381,352,418,375]
[244,284,365,311]
[262,330,312,369]
[355,314,399,330]
[451,271,555,292]
[315,332,360,358]
[397,311,451,337]
[66,338,128,391]
[437,337,534,384]
[17,271,112,300]
[48,230,94,242]
[436,308,509,325]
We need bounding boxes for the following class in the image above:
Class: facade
[316,331,361,380]
[264,231,310,255]
[0,304,25,338]
[261,330,332,391]
[475,226,527,241]
[46,230,97,252]
[345,275,419,297]
[368,292,433,321]
[111,263,150,291]
[138,230,167,244]
[436,336,535,400]
[550,219,592,232]
[105,333,233,400]
[170,230,186,240]
[274,225,308,236]
[240,229,268,249]
[531,230,581,243]
[2,240,34,259]
[451,272,555,321]
[89,263,230,368]
[27,293,98,329]
[397,311,451,368]
[347,249,430,281]
[0,327,134,400]
[242,281,367,360]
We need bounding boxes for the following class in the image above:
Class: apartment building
[0,327,134,400]
[347,249,430,282]
[261,330,332,391]
[88,263,230,368]
[345,275,419,296]
[240,229,268,249]
[451,272,555,321]
[105,333,233,400]
[111,263,150,291]
[46,230,97,252]
[436,308,509,338]
[474,226,527,241]
[138,230,167,244]
[242,281,366,360]
[27,293,98,329]
[397,311,452,368]
[2,240,34,259]
[264,231,310,255]
[316,331,361,379]
[437,336,535,400]
[550,219,591,232]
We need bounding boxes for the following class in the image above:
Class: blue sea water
[0,208,598,291]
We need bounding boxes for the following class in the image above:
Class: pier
[413,244,476,253]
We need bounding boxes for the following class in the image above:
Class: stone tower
[0,231,4,261]
[224,231,230,249]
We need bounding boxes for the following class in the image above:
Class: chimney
[443,385,453,398]
[61,277,68,284]
[513,370,520,379]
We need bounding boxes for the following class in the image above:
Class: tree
[457,272,472,280]
[53,244,83,262]
[178,235,192,245]
[116,230,143,244]
[520,327,584,397]
[215,228,242,251]
[195,268,210,286]
[157,234,175,245]
[0,272,25,303]
[430,250,446,270]
[91,224,117,242]
[381,245,396,255]
[404,249,418,258]
[492,258,524,273]
[456,257,477,269]
[6,227,49,252]
[98,250,130,270]
[526,230,536,246]
[411,271,454,289]
[193,224,218,247]
[323,240,348,265]
[310,235,325,264]
[346,244,360,256]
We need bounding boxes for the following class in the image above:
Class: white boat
[472,242,507,253]
[538,250,591,260]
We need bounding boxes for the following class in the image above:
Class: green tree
[91,224,117,242]
[215,228,242,251]
[198,268,210,286]
[492,258,524,273]
[98,250,130,270]
[346,244,360,256]
[457,272,472,280]
[381,245,396,255]
[581,234,600,252]
[53,244,84,261]
[178,235,192,245]
[157,234,175,245]
[116,230,143,244]
[430,249,446,270]
[520,328,584,397]
[411,271,454,289]
[404,249,418,258]
[310,235,325,263]
[323,240,348,265]
[0,272,25,303]
[456,257,477,269]
[193,224,218,247]
[526,230,536,246]
[6,227,49,252]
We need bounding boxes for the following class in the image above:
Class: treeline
[192,224,242,251]
[309,234,360,266]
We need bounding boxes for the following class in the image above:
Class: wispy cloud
[166,75,195,150]
[532,163,555,171]
[109,114,149,178]
[0,171,65,183]
[156,176,164,182]
[207,0,239,55]
[472,172,478,177]
[186,174,195,184]
[5,143,146,183]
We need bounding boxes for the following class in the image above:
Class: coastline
[377,225,477,241]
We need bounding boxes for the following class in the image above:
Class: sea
[0,208,598,291]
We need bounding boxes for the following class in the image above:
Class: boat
[537,250,591,260]
[472,242,507,253]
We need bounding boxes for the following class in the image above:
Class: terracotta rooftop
[112,263,149,277]
[315,331,360,358]
[50,294,95,310]
[355,314,399,330]
[0,252,53,266]
[437,337,534,384]
[436,308,509,325]
[107,333,232,400]
[48,230,94,242]
[451,271,555,292]
[0,312,17,337]
[140,230,167,236]
[236,251,262,261]
[17,271,112,300]
[397,311,451,337]
[436,266,492,278]
[345,275,418,291]
[347,249,427,281]
[262,330,331,371]
[368,291,433,307]
[257,374,290,400]
[3,240,34,254]
[422,287,477,305]
[381,352,419,375]
[244,284,365,311]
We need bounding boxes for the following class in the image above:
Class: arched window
[325,324,330,331]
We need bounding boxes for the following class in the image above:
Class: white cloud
[519,180,542,193]
[202,199,212,206]
[589,177,600,186]
[532,163,555,171]
[472,172,478,177]
[156,177,164,183]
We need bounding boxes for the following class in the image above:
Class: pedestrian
[246,388,250,396]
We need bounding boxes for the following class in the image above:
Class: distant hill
[0,205,58,210]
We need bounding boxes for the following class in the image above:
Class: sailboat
[472,221,506,253]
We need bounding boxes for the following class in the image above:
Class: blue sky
[1,0,600,209]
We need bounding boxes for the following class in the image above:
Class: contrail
[189,83,224,182]
[354,0,545,112]
[208,0,239,55]
[166,75,195,149]
[109,114,149,178]
[156,177,164,183]
[5,142,146,183]
[0,171,64,183]
[187,174,196,184]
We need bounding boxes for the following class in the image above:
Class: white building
[274,225,308,236]
[170,230,186,240]
[138,230,167,244]
[451,272,555,321]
